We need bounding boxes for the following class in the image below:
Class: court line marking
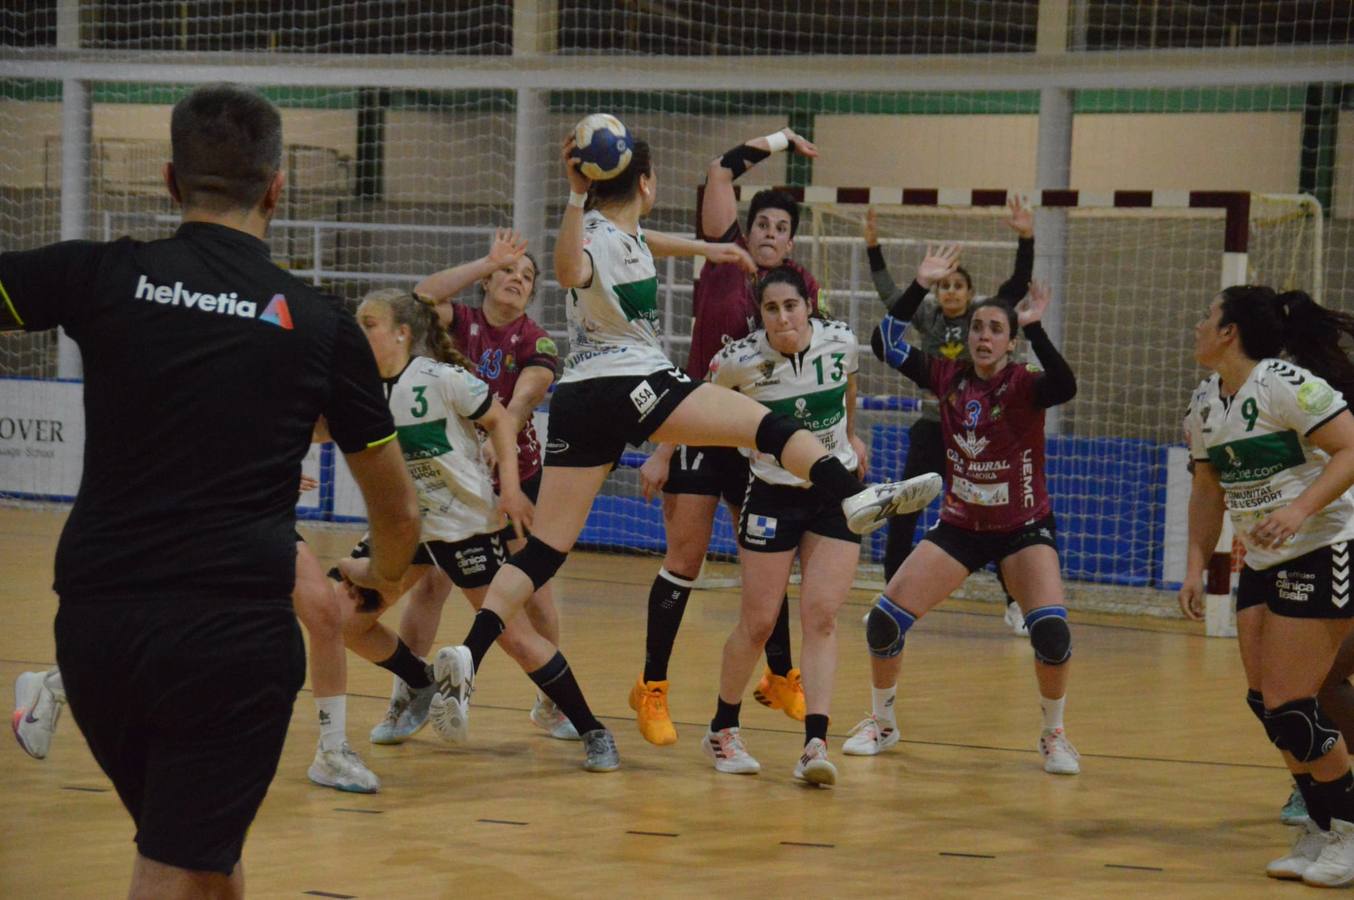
[1105,863,1165,872]
[303,892,356,899]
[334,808,383,815]
[479,818,528,826]
[940,851,995,859]
[61,785,109,793]
[626,830,679,837]
[781,841,835,848]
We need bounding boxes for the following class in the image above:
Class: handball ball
[571,114,633,181]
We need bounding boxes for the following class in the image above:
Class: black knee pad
[508,536,568,591]
[755,412,801,461]
[1246,689,1266,727]
[1025,605,1071,665]
[866,595,916,659]
[1265,697,1342,762]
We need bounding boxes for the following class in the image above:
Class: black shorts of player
[923,514,1059,573]
[1238,540,1354,619]
[496,469,542,546]
[54,596,304,875]
[664,444,750,507]
[545,367,701,468]
[737,477,860,553]
[343,533,507,592]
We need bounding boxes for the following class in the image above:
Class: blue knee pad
[1265,697,1342,762]
[866,595,916,659]
[1025,605,1071,665]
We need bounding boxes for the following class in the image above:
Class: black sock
[711,698,741,732]
[805,713,829,745]
[376,638,432,689]
[528,651,603,735]
[465,608,505,671]
[1316,770,1354,828]
[764,595,793,676]
[643,569,695,682]
[808,455,866,500]
[1298,773,1332,830]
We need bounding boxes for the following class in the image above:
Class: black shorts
[344,533,507,591]
[923,514,1059,573]
[497,469,542,546]
[664,444,750,507]
[1238,541,1354,619]
[545,368,701,468]
[55,597,304,875]
[737,477,860,553]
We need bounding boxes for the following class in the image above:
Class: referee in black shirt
[0,84,420,898]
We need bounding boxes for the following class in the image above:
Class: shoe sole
[1304,873,1354,888]
[797,760,837,786]
[845,474,943,535]
[583,758,621,773]
[431,648,473,743]
[1267,868,1306,881]
[1043,760,1081,775]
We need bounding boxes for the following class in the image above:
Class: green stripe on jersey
[397,419,452,461]
[763,385,847,432]
[1207,430,1305,483]
[613,277,659,326]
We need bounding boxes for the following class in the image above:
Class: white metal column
[513,1,556,322]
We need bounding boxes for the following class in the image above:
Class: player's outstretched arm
[478,398,533,539]
[343,440,421,593]
[555,134,595,289]
[1021,280,1077,408]
[701,126,817,240]
[994,194,1035,302]
[645,230,756,273]
[416,228,528,304]
[863,207,904,308]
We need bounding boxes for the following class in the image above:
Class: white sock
[872,685,897,725]
[316,695,347,751]
[1040,694,1066,732]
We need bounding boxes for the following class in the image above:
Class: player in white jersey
[333,289,618,771]
[417,128,943,747]
[700,268,915,785]
[1179,284,1354,886]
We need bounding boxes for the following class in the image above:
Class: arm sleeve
[887,279,930,322]
[866,245,904,310]
[869,324,932,391]
[0,241,108,333]
[1027,322,1078,408]
[993,237,1035,302]
[322,314,399,453]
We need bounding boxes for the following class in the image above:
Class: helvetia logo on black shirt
[134,275,293,329]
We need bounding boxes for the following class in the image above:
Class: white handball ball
[571,113,633,181]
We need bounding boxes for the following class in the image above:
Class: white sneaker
[1268,820,1331,880]
[530,695,580,741]
[308,741,381,794]
[13,669,64,760]
[370,677,435,745]
[429,645,475,743]
[1039,727,1081,774]
[1004,601,1029,636]
[842,714,899,756]
[1305,818,1354,887]
[701,727,760,774]
[794,737,838,786]
[842,473,943,536]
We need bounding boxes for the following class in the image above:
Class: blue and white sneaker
[1282,785,1312,826]
[370,676,436,745]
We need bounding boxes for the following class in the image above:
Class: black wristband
[867,245,886,272]
[719,144,772,179]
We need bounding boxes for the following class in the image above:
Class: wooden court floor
[0,509,1305,898]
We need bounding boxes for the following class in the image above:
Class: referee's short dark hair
[170,84,282,213]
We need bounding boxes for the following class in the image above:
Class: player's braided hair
[362,287,475,372]
[1220,285,1354,398]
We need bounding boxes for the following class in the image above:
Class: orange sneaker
[628,676,677,745]
[753,667,806,721]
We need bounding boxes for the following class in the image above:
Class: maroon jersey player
[858,249,1082,776]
